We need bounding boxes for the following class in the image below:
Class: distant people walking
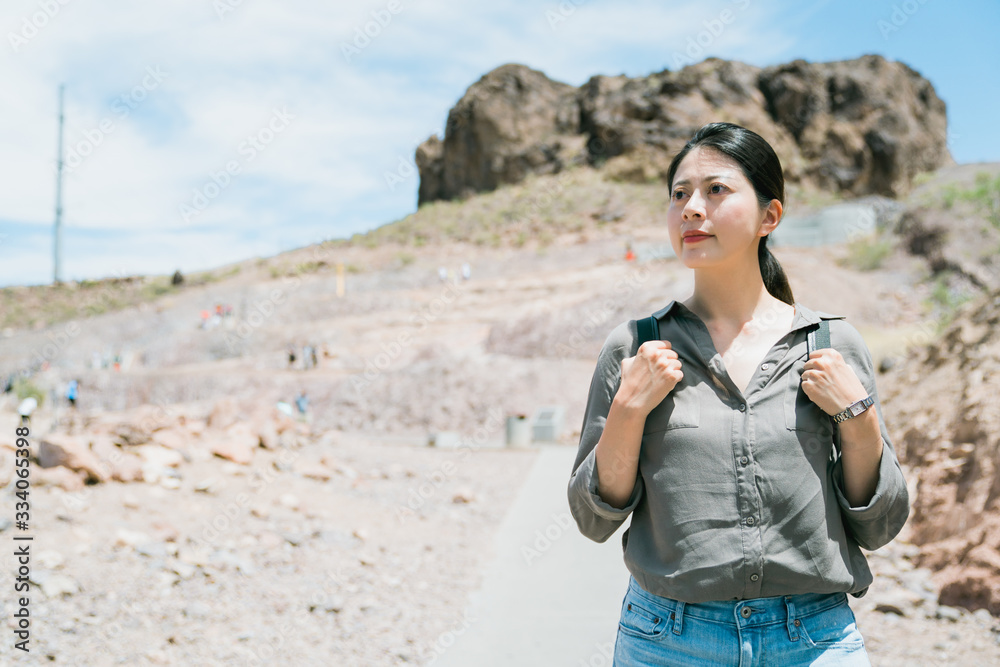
[461,262,471,281]
[310,345,318,370]
[288,344,297,369]
[66,379,79,408]
[303,345,313,370]
[295,390,309,420]
[18,396,37,426]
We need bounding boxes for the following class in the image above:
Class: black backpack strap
[636,314,659,351]
[806,319,830,358]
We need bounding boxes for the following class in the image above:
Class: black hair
[665,122,794,305]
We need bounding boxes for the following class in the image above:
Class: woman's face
[666,146,780,269]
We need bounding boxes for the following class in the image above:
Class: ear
[759,199,782,237]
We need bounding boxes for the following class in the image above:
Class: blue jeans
[614,575,870,666]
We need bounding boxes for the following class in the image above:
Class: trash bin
[505,414,531,449]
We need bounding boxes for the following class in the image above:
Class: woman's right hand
[617,340,684,416]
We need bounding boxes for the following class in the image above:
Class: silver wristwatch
[832,395,874,423]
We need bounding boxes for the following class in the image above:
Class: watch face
[851,402,865,415]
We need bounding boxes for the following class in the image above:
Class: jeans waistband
[626,575,848,629]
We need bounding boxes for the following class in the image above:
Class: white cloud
[0,0,802,287]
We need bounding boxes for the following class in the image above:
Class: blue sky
[1,0,997,287]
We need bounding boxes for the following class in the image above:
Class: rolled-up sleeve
[830,323,910,551]
[568,322,643,543]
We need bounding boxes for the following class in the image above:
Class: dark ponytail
[665,122,795,305]
[758,235,793,304]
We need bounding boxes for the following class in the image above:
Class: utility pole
[54,83,65,284]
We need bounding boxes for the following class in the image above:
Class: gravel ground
[0,433,538,666]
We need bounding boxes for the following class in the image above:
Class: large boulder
[416,54,952,203]
[37,434,106,484]
[210,423,258,465]
[416,63,586,205]
[207,397,241,431]
[758,55,951,197]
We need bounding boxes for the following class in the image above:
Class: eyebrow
[672,174,733,187]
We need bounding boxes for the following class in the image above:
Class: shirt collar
[654,299,845,334]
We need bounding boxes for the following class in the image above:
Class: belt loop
[671,600,686,636]
[784,596,799,642]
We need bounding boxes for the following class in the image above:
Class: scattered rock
[452,487,476,503]
[296,461,332,481]
[36,550,65,569]
[210,436,255,465]
[152,427,189,451]
[936,605,964,622]
[32,466,87,491]
[194,478,217,493]
[31,571,81,598]
[207,397,241,431]
[38,434,106,483]
[115,529,152,549]
[183,601,211,619]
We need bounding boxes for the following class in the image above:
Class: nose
[682,189,706,221]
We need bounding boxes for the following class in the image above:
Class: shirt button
[746,516,756,526]
[738,403,746,412]
[740,607,752,618]
[740,456,749,465]
[750,573,760,582]
[761,363,769,370]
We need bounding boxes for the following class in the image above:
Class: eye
[672,189,685,200]
[709,183,727,194]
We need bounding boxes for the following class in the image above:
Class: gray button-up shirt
[567,300,910,603]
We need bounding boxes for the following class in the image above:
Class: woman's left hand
[799,349,870,416]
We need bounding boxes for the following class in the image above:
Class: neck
[685,243,785,328]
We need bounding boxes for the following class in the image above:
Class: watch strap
[832,395,874,423]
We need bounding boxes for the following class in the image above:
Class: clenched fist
[800,348,870,416]
[618,340,684,416]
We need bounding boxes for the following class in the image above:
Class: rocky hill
[416,54,953,205]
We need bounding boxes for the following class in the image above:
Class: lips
[683,232,712,243]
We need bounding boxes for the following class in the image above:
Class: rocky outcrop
[416,54,953,205]
[417,63,586,205]
[880,287,1000,614]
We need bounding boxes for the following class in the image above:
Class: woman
[567,122,909,665]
